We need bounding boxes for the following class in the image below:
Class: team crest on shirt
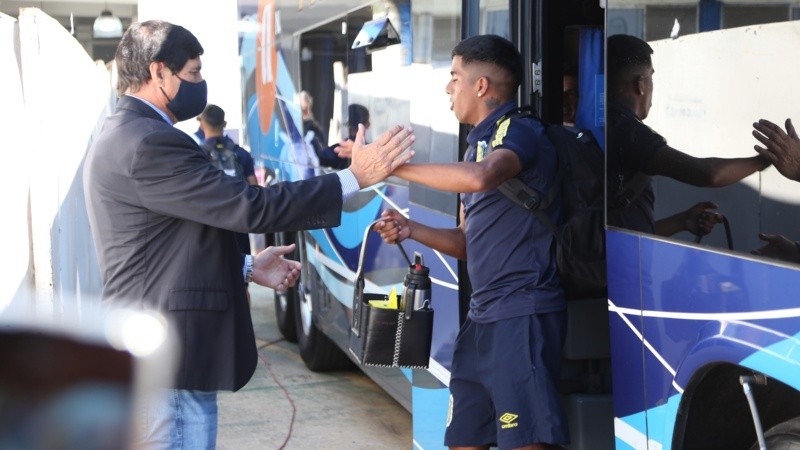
[499,412,519,429]
[476,140,488,162]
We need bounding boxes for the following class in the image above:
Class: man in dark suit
[83,20,414,449]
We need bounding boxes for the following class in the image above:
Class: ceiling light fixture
[93,2,123,39]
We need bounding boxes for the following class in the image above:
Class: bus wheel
[293,234,353,372]
[273,232,297,343]
[751,416,800,449]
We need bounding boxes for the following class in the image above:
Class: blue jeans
[135,389,218,449]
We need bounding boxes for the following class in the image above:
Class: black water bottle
[401,253,431,318]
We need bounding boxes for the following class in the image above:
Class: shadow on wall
[51,152,104,318]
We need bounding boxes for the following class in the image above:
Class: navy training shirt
[461,101,565,323]
[606,101,667,234]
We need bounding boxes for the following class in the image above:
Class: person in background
[198,104,257,186]
[375,34,568,450]
[606,34,770,238]
[316,104,371,170]
[83,19,415,449]
[563,69,578,127]
[198,104,258,276]
[299,90,328,166]
[197,105,258,301]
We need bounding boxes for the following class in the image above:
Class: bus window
[412,1,460,65]
[607,2,800,263]
[606,2,800,449]
[644,6,697,40]
[480,0,509,38]
[397,1,462,215]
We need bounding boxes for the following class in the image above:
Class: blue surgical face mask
[162,77,208,122]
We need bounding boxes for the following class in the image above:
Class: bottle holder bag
[348,222,433,369]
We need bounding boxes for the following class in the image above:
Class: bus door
[515,2,614,449]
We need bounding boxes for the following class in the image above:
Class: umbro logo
[499,412,519,429]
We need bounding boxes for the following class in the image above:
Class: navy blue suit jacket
[84,96,343,391]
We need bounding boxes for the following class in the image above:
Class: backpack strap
[488,107,561,236]
[201,136,231,156]
[221,138,245,177]
[612,172,649,209]
[608,104,652,210]
[200,138,217,156]
[497,178,560,237]
[220,137,238,156]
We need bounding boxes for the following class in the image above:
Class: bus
[238,0,800,448]
[605,1,800,448]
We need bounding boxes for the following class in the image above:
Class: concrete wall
[0,12,34,311]
[0,8,111,316]
[0,3,244,317]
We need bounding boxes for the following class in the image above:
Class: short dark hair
[347,104,369,126]
[199,104,226,128]
[452,34,523,96]
[115,20,204,96]
[607,34,653,96]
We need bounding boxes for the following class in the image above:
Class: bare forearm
[700,156,770,187]
[406,220,467,260]
[393,163,501,193]
[650,146,769,187]
[655,213,686,237]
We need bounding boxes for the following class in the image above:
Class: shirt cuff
[337,169,360,202]
[243,254,253,283]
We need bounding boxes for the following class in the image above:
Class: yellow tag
[369,287,399,310]
[368,299,390,309]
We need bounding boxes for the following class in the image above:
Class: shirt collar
[466,100,518,147]
[127,94,174,125]
[607,99,639,121]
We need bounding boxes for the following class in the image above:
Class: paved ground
[217,284,412,449]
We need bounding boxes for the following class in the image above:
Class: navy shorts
[444,312,569,449]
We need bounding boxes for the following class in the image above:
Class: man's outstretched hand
[252,244,301,291]
[753,118,800,182]
[751,232,800,263]
[349,124,415,188]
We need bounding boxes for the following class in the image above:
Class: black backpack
[491,108,606,299]
[203,138,244,179]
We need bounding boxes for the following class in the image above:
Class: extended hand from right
[372,209,411,244]
[751,232,800,263]
[349,125,415,188]
[752,118,800,182]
